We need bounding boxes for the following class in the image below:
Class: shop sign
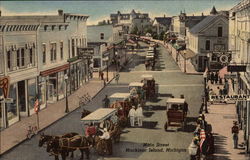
[210,94,250,101]
[224,74,237,79]
[228,65,246,72]
[78,48,94,59]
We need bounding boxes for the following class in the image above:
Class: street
[1,42,204,160]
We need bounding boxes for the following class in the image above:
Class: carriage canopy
[141,74,154,80]
[129,82,144,88]
[166,98,185,110]
[81,108,117,124]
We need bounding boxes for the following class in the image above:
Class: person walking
[215,71,218,84]
[115,73,120,84]
[103,95,110,108]
[210,72,215,84]
[135,105,143,127]
[232,121,239,149]
[100,71,104,80]
[128,106,136,127]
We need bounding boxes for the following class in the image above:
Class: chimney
[164,14,166,18]
[58,9,63,16]
[202,12,204,16]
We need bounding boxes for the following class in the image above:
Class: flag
[34,98,39,113]
[199,129,206,152]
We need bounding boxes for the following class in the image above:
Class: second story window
[17,49,20,67]
[7,51,11,69]
[42,44,46,64]
[21,48,25,67]
[72,39,75,57]
[100,33,104,40]
[29,48,33,64]
[218,27,223,37]
[60,42,63,60]
[50,43,57,62]
[205,40,210,51]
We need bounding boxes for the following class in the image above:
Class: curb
[0,76,115,156]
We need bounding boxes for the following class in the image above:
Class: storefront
[40,64,69,104]
[6,83,19,126]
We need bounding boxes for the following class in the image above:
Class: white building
[229,0,250,152]
[87,24,126,71]
[186,9,229,72]
[153,16,172,36]
[0,10,89,129]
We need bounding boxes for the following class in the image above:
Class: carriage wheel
[164,121,168,131]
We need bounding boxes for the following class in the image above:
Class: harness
[59,137,90,149]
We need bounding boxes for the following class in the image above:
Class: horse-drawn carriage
[129,82,145,105]
[164,98,188,131]
[145,49,156,70]
[81,108,122,155]
[141,74,158,99]
[108,93,131,118]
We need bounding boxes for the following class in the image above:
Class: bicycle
[26,125,38,139]
[78,93,92,107]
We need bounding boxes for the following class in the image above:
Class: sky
[0,0,241,25]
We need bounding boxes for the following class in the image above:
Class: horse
[109,124,122,143]
[47,135,91,160]
[38,132,78,159]
[81,109,91,119]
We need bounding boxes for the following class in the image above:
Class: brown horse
[38,132,78,159]
[81,109,91,119]
[47,135,91,160]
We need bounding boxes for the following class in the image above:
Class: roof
[166,98,185,104]
[210,6,218,15]
[189,15,225,34]
[129,82,144,87]
[81,108,117,123]
[109,93,130,99]
[154,17,172,26]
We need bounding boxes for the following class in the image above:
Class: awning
[180,49,196,59]
[40,64,69,76]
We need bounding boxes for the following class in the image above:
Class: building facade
[229,0,250,152]
[0,10,89,129]
[187,12,229,72]
[153,16,172,36]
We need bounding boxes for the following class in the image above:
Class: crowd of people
[188,114,214,160]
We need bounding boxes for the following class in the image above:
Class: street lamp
[64,74,69,113]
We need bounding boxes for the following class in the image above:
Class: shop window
[205,40,210,51]
[218,27,223,37]
[100,33,104,40]
[6,84,18,124]
[44,25,48,31]
[42,44,46,64]
[60,42,63,60]
[28,78,37,111]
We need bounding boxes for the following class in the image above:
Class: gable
[199,16,228,34]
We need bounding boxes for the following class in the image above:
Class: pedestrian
[128,106,136,127]
[217,87,223,95]
[102,95,110,108]
[101,71,104,80]
[98,69,101,79]
[99,128,112,155]
[210,72,215,84]
[135,104,143,127]
[188,136,199,160]
[207,71,211,83]
[231,121,239,149]
[224,80,229,95]
[199,101,204,114]
[115,73,120,84]
[215,71,218,84]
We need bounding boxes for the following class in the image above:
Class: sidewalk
[0,70,116,155]
[205,80,249,160]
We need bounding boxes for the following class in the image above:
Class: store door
[18,80,28,116]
